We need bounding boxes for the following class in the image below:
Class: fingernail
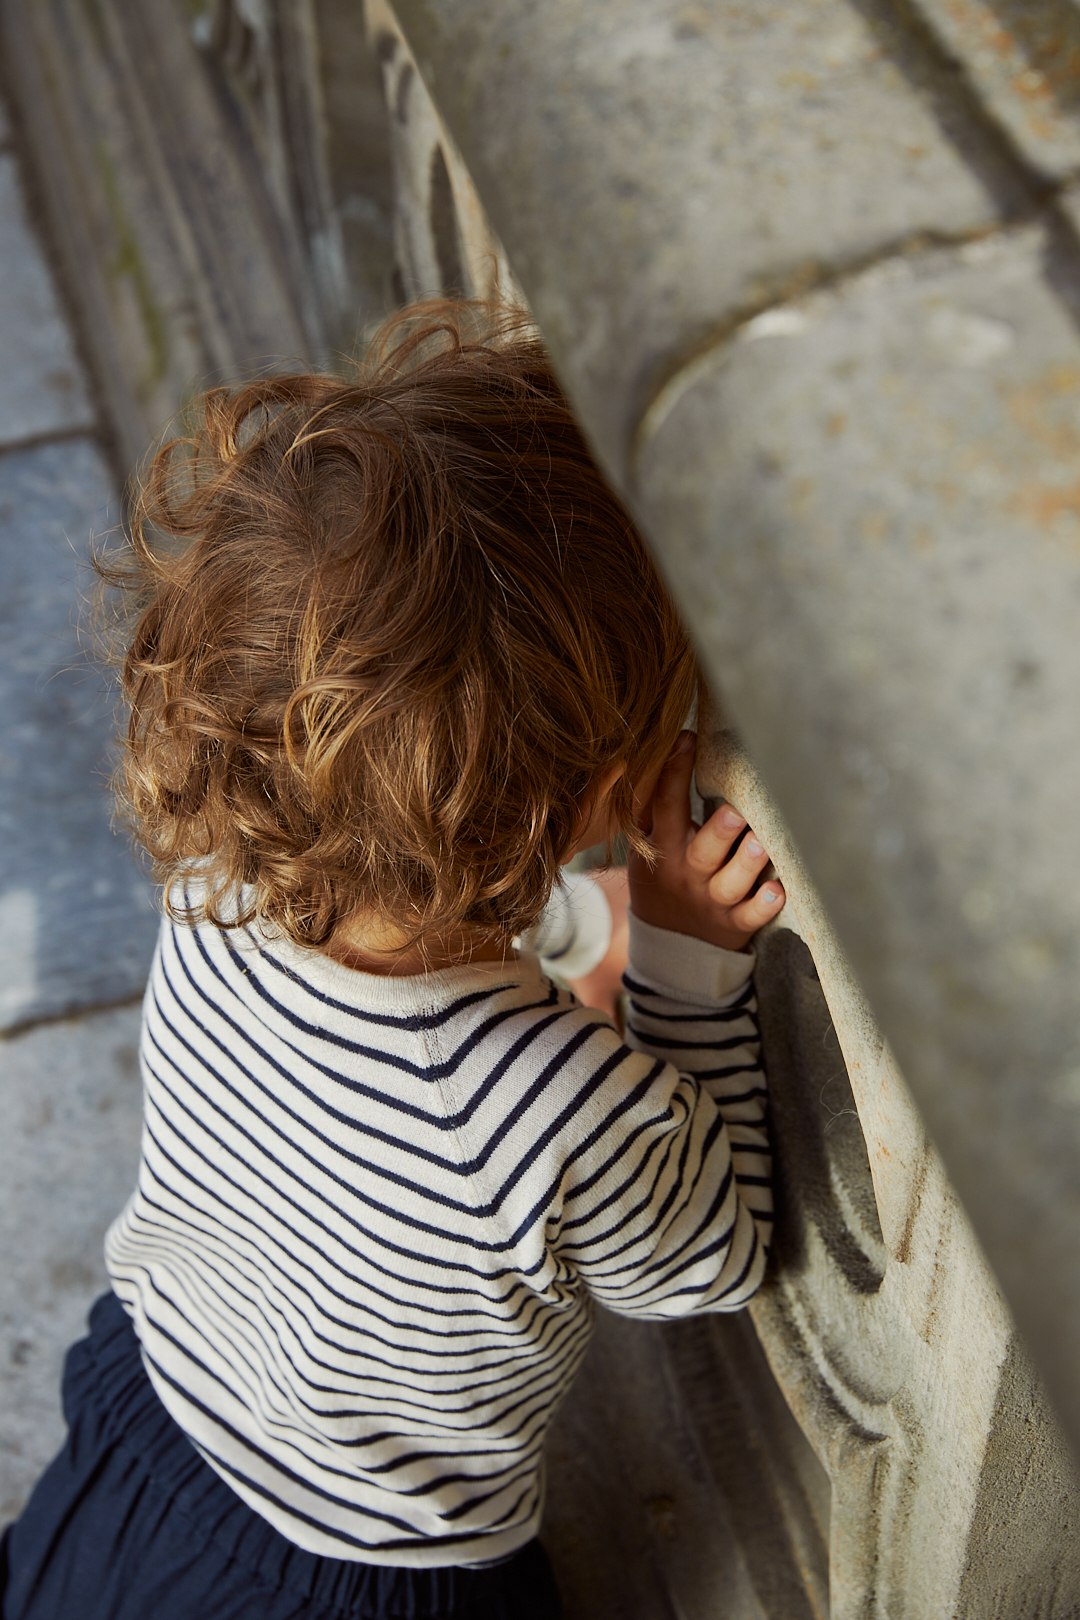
[746,837,764,856]
[763,888,780,903]
[720,805,745,828]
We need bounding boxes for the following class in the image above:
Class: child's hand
[629,731,785,953]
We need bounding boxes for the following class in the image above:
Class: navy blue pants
[1,1295,562,1620]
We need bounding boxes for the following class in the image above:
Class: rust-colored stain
[1001,367,1080,460]
[1012,68,1053,102]
[893,1149,930,1268]
[946,0,1016,60]
[778,70,821,92]
[825,412,847,437]
[1013,478,1080,528]
[944,0,1080,119]
[790,476,817,514]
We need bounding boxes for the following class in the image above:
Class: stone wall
[368,5,1080,1615]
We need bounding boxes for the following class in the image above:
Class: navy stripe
[116,1225,589,1418]
[623,1024,754,1054]
[626,998,751,1025]
[182,922,580,1122]
[623,973,755,1010]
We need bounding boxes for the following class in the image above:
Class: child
[1,299,784,1620]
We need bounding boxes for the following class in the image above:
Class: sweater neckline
[252,925,543,1015]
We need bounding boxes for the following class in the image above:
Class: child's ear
[566,761,628,860]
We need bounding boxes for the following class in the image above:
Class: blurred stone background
[0,85,154,1521]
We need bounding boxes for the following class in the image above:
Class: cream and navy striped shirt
[105,884,772,1567]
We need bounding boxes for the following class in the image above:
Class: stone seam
[621,0,1080,467]
[629,197,1079,468]
[0,987,146,1047]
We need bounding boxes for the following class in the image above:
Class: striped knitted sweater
[105,886,772,1567]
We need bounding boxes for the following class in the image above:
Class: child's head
[108,298,699,951]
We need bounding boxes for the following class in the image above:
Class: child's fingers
[685,802,748,878]
[706,827,772,905]
[646,731,696,850]
[726,879,786,936]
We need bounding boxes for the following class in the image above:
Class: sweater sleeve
[554,913,772,1319]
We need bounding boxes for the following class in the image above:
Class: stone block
[632,224,1080,1447]
[699,725,1080,1617]
[390,0,1029,481]
[913,0,1080,183]
[0,1003,143,1524]
[0,154,94,444]
[0,437,158,1032]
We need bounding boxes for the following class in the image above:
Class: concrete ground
[0,94,158,1525]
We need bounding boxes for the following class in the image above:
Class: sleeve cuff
[520,870,614,978]
[627,912,755,1005]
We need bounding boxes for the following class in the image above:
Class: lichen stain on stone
[1012,67,1053,102]
[995,369,1080,532]
[917,1229,950,1347]
[859,511,890,547]
[1012,479,1080,531]
[789,476,817,516]
[94,142,170,398]
[1025,110,1058,141]
[892,1147,930,1268]
[945,0,1016,59]
[77,0,109,59]
[943,0,1080,113]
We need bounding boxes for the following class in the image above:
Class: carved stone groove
[703,727,1080,1620]
[365,0,521,306]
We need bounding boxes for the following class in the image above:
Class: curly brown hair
[100,298,699,953]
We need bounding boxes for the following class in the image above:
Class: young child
[1,299,784,1620]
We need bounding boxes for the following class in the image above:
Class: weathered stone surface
[545,1306,828,1620]
[310,0,397,337]
[1,0,315,473]
[0,154,94,444]
[0,437,158,1031]
[370,5,1080,1605]
[380,0,1080,1466]
[632,228,1080,1449]
[388,0,1031,481]
[366,0,523,305]
[913,0,1080,183]
[0,1003,143,1524]
[700,725,1080,1618]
